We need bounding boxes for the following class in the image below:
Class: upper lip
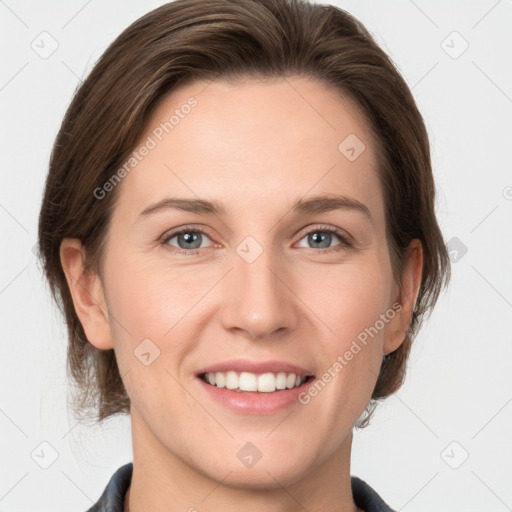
[196,359,315,377]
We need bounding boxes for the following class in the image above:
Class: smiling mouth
[198,371,315,393]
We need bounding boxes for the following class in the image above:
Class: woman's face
[65,77,420,487]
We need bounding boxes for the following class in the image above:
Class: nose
[220,244,298,340]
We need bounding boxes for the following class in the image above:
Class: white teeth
[239,372,258,391]
[275,372,287,390]
[214,372,226,388]
[225,370,238,390]
[257,372,276,393]
[202,371,307,392]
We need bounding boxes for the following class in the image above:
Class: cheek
[104,258,198,417]
[297,258,394,343]
[103,254,217,401]
[105,253,209,339]
[296,258,393,404]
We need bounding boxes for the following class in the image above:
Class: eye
[295,225,353,252]
[161,226,214,255]
[160,224,353,256]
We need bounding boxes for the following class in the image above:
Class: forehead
[113,77,384,226]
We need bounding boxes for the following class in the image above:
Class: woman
[37,0,450,510]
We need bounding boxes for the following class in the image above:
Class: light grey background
[1,1,511,511]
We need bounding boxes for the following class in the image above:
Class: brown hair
[37,0,450,427]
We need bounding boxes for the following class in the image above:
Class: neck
[125,410,361,512]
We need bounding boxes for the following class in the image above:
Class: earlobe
[59,238,114,351]
[384,239,423,355]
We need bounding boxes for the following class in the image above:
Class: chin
[210,458,314,490]
[192,437,321,490]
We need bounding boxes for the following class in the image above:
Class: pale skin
[60,77,423,512]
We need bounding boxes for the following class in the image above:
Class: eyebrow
[137,194,372,222]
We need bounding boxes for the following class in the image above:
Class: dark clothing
[86,462,396,512]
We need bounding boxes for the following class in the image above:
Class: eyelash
[160,224,353,256]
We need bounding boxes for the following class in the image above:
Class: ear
[383,238,423,356]
[59,238,113,350]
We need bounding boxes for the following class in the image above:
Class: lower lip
[196,376,312,415]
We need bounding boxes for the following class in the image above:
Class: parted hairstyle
[37,0,451,427]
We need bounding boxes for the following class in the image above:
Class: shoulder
[351,475,397,512]
[85,462,133,512]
